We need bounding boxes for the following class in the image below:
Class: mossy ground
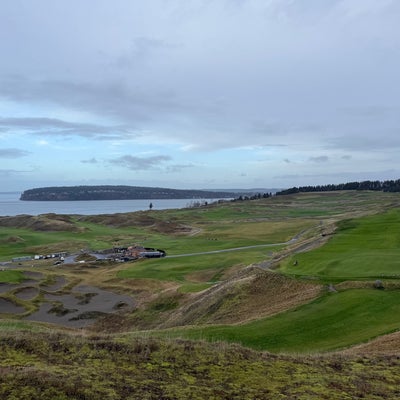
[1,331,400,400]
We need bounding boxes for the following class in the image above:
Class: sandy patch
[23,271,44,280]
[0,283,18,294]
[0,298,26,314]
[0,281,38,294]
[14,287,39,301]
[25,285,135,328]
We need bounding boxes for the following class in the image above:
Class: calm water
[0,192,220,216]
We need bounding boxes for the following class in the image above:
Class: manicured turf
[118,247,281,284]
[155,288,400,353]
[280,208,400,279]
[0,270,24,283]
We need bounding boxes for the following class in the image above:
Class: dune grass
[2,331,400,399]
[280,208,400,280]
[151,288,400,353]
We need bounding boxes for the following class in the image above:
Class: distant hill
[20,185,237,201]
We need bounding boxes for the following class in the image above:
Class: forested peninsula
[20,186,237,201]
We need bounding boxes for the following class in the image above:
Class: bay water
[0,192,219,216]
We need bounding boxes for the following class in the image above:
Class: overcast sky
[1,0,399,192]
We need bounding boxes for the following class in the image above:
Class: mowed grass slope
[150,288,400,353]
[119,250,272,283]
[280,208,400,279]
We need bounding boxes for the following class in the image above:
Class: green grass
[0,320,47,332]
[280,208,400,280]
[151,288,400,353]
[118,247,281,283]
[0,270,24,283]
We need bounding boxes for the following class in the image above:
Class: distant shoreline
[19,185,237,201]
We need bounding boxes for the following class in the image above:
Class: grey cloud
[0,148,31,158]
[109,155,172,170]
[309,156,329,163]
[0,116,137,140]
[0,167,35,176]
[0,76,179,126]
[116,37,173,69]
[252,121,323,136]
[339,106,395,118]
[0,169,22,176]
[275,169,400,182]
[81,158,98,164]
[327,134,400,151]
[165,164,194,173]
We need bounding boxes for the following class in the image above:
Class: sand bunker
[25,285,135,328]
[0,283,18,294]
[14,287,39,301]
[0,298,26,314]
[23,271,44,280]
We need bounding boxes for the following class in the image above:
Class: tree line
[276,179,400,196]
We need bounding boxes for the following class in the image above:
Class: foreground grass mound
[152,288,400,353]
[1,331,400,399]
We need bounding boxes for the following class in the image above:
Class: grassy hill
[2,190,400,397]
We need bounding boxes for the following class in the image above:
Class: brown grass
[341,330,400,356]
[79,212,191,234]
[0,214,81,232]
[162,268,322,327]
